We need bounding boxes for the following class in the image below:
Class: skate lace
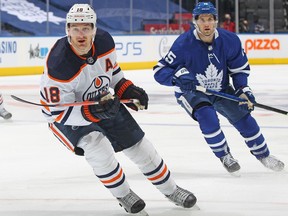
[118,190,139,207]
[260,155,284,171]
[166,186,189,205]
[221,154,237,166]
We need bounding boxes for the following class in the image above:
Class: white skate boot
[259,155,285,171]
[165,186,197,208]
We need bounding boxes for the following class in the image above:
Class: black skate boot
[220,153,241,173]
[0,108,12,120]
[166,186,197,208]
[117,189,146,214]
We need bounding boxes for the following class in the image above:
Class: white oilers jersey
[40,28,124,126]
[154,28,251,92]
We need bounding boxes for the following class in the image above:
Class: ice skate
[117,189,146,214]
[259,155,285,172]
[0,108,12,120]
[166,186,197,208]
[220,153,241,175]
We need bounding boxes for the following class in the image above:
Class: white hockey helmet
[66,4,97,33]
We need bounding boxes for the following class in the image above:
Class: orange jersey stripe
[148,164,168,181]
[98,47,115,59]
[49,124,74,152]
[100,168,123,184]
[47,63,87,83]
[113,62,119,69]
[55,111,65,122]
[40,99,51,112]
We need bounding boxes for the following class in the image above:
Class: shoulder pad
[94,28,115,56]
[47,37,86,81]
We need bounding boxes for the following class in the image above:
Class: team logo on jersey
[86,56,96,65]
[83,76,110,100]
[196,63,223,91]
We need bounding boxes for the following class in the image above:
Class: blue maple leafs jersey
[153,28,250,93]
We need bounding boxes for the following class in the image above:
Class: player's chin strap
[195,86,288,116]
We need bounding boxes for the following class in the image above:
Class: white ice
[0,65,288,216]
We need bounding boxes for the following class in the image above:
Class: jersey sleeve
[40,69,91,126]
[95,29,124,89]
[226,34,251,89]
[153,35,187,86]
[109,52,124,89]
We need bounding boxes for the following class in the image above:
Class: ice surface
[1,65,288,216]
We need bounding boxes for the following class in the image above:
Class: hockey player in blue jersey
[153,2,284,174]
[40,3,196,214]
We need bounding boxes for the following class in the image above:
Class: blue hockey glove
[235,86,256,111]
[82,92,120,122]
[172,67,196,93]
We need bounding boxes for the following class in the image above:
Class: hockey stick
[195,86,288,116]
[11,95,140,108]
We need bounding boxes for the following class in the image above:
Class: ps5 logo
[115,41,142,56]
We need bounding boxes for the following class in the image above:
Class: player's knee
[192,102,212,120]
[78,132,110,157]
[123,137,160,166]
[78,131,100,149]
[78,131,116,168]
[194,104,221,132]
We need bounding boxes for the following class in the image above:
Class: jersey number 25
[165,51,176,64]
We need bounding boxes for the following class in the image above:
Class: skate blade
[230,170,241,177]
[135,209,149,216]
[192,204,201,210]
[175,203,200,211]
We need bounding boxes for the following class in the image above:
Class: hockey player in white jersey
[40,4,196,214]
[153,2,284,174]
[0,92,12,120]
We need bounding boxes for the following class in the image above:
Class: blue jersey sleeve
[153,33,188,86]
[225,33,250,89]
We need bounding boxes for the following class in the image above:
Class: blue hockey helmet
[192,2,217,19]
